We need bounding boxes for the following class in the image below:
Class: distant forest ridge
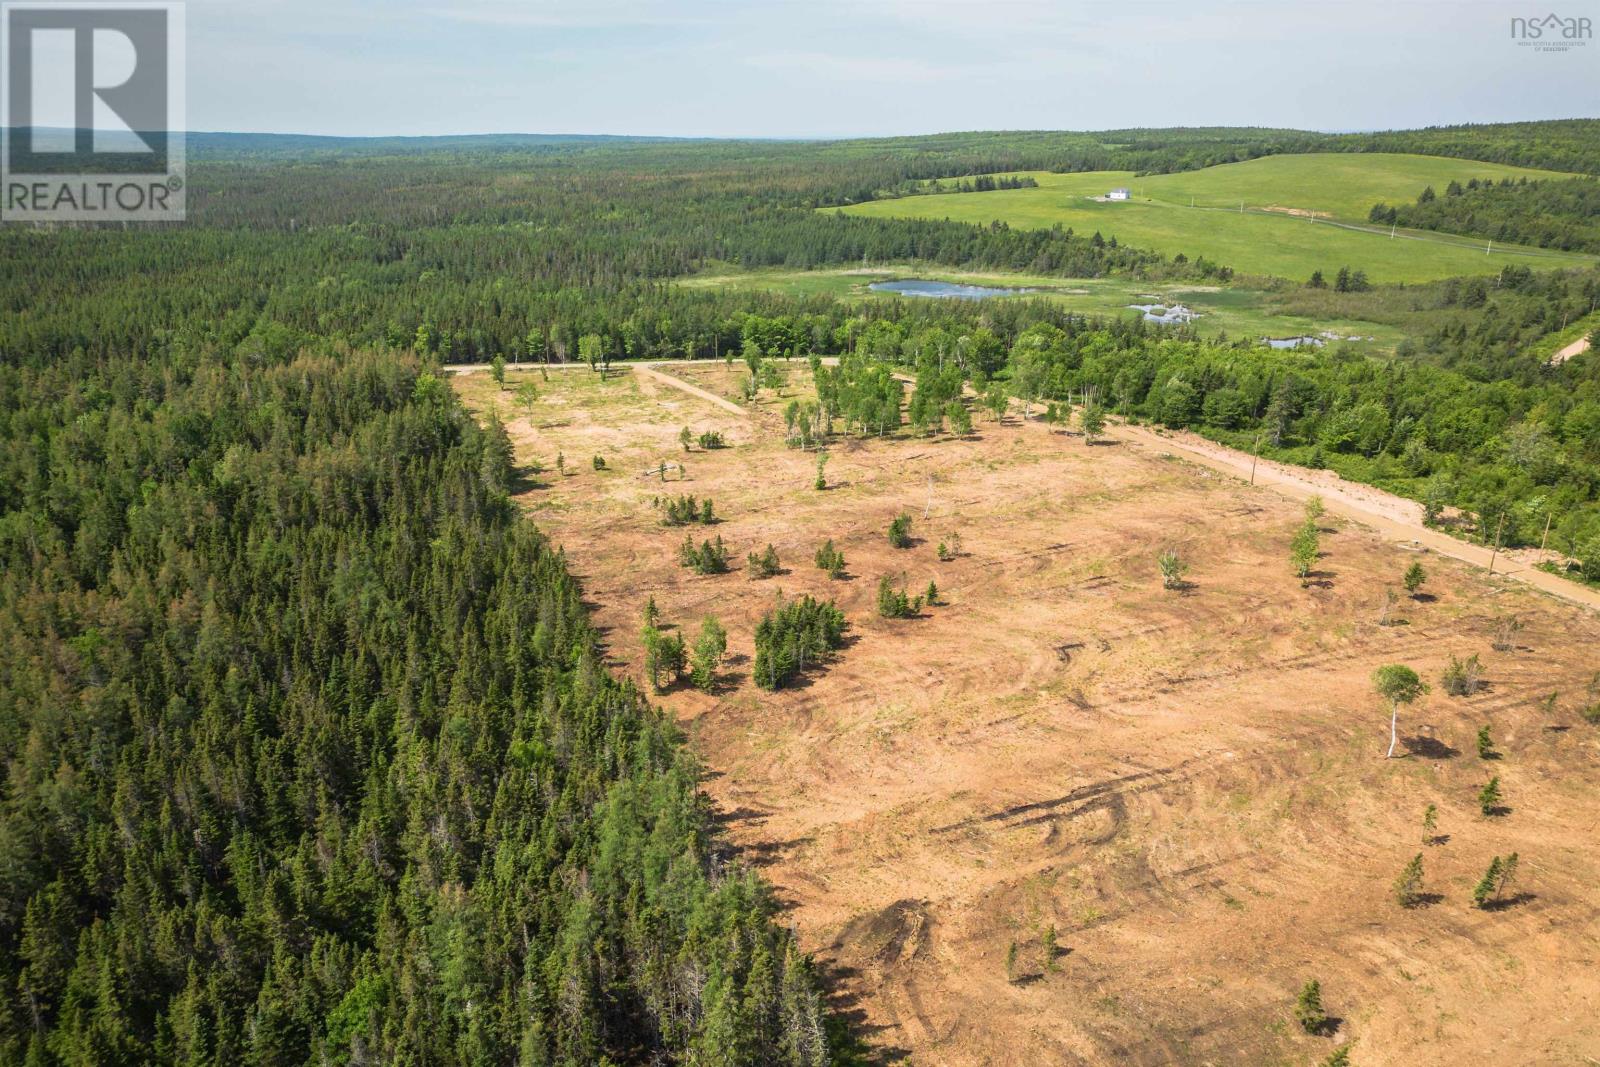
[154,119,1600,176]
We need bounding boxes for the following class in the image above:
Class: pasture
[835,153,1594,283]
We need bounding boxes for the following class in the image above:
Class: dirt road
[1552,334,1591,366]
[456,361,1600,1066]
[1098,420,1600,612]
[464,359,1600,614]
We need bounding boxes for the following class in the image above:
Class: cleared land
[458,364,1600,1067]
[835,153,1594,283]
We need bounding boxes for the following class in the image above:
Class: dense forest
[0,344,832,1064]
[3,122,1600,1066]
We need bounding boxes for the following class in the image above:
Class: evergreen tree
[1478,776,1504,815]
[1292,519,1320,581]
[691,616,728,691]
[1403,561,1427,598]
[1294,979,1327,1034]
[1393,853,1425,908]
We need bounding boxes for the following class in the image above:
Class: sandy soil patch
[458,364,1600,1067]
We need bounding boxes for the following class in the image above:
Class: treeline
[0,343,832,1064]
[976,278,1600,563]
[0,216,1166,369]
[1369,177,1600,254]
[919,174,1038,194]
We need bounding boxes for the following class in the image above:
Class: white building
[1107,187,1131,201]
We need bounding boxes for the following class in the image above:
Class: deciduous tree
[1373,665,1428,758]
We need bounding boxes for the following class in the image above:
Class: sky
[186,0,1600,138]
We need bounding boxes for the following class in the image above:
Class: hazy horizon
[186,0,1599,139]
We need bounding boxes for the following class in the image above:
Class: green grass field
[835,153,1594,283]
[678,266,1412,350]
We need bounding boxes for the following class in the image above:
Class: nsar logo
[1510,12,1592,50]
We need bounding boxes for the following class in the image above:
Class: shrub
[1476,724,1495,759]
[679,533,730,575]
[1294,979,1327,1035]
[888,513,913,549]
[698,430,726,449]
[1158,549,1188,590]
[814,539,846,579]
[1291,519,1320,580]
[814,452,828,490]
[747,543,780,579]
[592,454,606,470]
[1491,614,1522,652]
[1478,775,1504,815]
[1080,401,1106,443]
[1403,560,1427,597]
[659,494,716,526]
[1440,653,1483,697]
[924,580,939,606]
[1393,853,1425,908]
[876,576,920,619]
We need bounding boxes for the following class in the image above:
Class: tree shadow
[740,834,814,869]
[1402,736,1459,759]
[1480,891,1535,912]
[1483,805,1512,818]
[711,806,769,828]
[508,468,548,493]
[809,960,915,1064]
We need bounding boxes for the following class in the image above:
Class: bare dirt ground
[458,364,1600,1067]
[1551,335,1592,367]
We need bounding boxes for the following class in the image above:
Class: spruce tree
[1294,979,1327,1034]
[1478,776,1503,815]
[1393,853,1425,908]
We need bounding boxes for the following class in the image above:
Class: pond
[869,279,1037,300]
[1128,303,1197,325]
[1263,335,1325,349]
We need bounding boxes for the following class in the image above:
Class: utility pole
[1249,433,1264,485]
[1540,512,1553,553]
[1487,513,1506,574]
